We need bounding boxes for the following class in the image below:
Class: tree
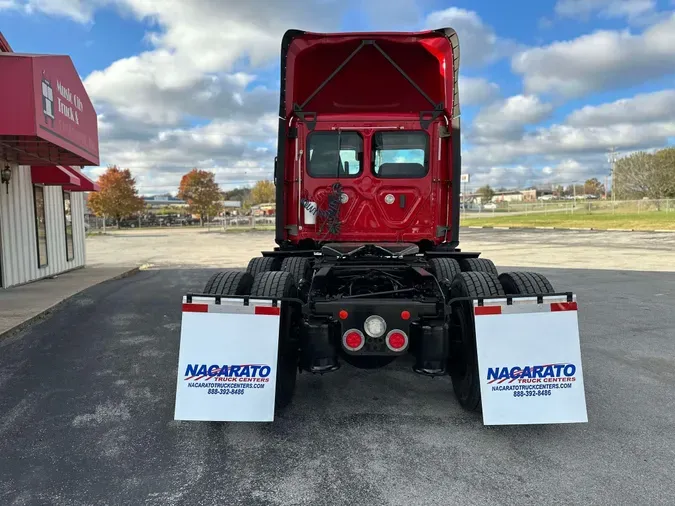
[178,169,223,225]
[87,165,145,228]
[250,180,275,205]
[653,147,675,198]
[476,184,495,203]
[584,178,605,197]
[613,148,675,200]
[565,184,584,198]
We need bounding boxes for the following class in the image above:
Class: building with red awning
[0,32,100,288]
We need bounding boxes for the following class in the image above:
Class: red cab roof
[279,28,460,121]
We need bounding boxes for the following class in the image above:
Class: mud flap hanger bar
[185,293,304,307]
[293,39,444,131]
[447,292,574,311]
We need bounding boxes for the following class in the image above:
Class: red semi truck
[177,28,584,423]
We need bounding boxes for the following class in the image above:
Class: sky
[1,0,674,194]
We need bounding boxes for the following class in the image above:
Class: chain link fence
[461,198,675,217]
[85,215,276,232]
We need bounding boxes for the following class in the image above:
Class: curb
[0,266,140,341]
[460,226,675,233]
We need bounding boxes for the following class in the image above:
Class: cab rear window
[372,131,428,178]
[307,132,363,178]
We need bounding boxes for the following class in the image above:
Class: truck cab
[274,29,461,251]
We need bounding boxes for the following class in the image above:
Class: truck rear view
[174,28,588,426]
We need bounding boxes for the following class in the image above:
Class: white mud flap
[174,296,281,422]
[474,295,588,426]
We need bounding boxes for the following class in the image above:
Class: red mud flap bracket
[174,295,292,422]
[472,294,588,426]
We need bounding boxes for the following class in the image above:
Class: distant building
[250,203,275,216]
[143,194,188,208]
[492,189,537,203]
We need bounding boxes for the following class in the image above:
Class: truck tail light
[386,330,408,351]
[343,329,365,351]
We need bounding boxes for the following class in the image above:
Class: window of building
[307,132,363,178]
[372,131,429,178]
[33,185,48,267]
[63,190,74,261]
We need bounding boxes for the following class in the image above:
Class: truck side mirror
[344,161,350,174]
[274,156,278,185]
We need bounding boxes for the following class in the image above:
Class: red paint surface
[182,303,209,313]
[474,306,502,316]
[31,165,80,185]
[0,53,99,166]
[254,306,281,316]
[551,302,578,312]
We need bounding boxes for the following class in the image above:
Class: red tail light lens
[400,310,411,320]
[338,310,349,320]
[343,329,365,351]
[386,330,408,351]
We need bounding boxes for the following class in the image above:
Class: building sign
[33,56,99,164]
[0,53,99,166]
[460,174,470,183]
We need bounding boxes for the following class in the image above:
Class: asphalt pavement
[1,267,674,506]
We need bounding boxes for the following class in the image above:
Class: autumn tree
[584,178,605,196]
[250,180,275,205]
[177,169,223,225]
[476,184,495,203]
[87,166,145,228]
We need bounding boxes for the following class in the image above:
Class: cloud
[512,14,675,97]
[555,0,657,23]
[567,89,675,127]
[469,95,554,143]
[459,77,500,106]
[97,114,279,193]
[424,7,519,67]
[0,0,109,23]
[463,89,675,188]
[73,0,354,192]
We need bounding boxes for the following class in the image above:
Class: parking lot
[85,227,675,272]
[1,229,674,505]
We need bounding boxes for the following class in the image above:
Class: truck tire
[448,271,505,412]
[428,258,461,298]
[203,270,253,295]
[280,256,313,286]
[498,271,555,295]
[459,258,498,276]
[428,258,461,284]
[249,271,299,412]
[247,256,281,277]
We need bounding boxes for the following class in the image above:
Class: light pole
[607,147,618,202]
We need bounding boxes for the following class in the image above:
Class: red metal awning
[31,165,80,185]
[62,166,99,192]
[0,53,99,166]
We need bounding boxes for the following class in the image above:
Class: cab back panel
[283,120,450,244]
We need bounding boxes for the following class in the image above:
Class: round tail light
[364,315,386,337]
[343,329,365,351]
[386,330,408,351]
